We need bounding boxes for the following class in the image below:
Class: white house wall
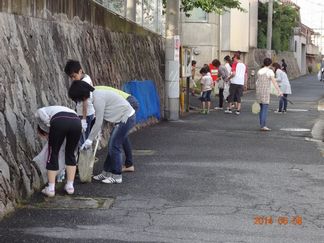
[180,0,258,66]
[249,0,258,48]
[229,0,250,52]
[293,35,307,74]
[180,13,219,66]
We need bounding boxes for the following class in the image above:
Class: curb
[318,98,324,111]
[311,98,324,142]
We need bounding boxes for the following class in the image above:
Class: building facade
[179,0,258,68]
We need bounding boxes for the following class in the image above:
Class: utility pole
[126,0,136,22]
[266,0,273,53]
[164,0,180,120]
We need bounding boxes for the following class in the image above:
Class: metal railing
[93,0,164,36]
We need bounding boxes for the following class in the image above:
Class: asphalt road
[1,74,324,243]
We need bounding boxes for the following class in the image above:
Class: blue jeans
[123,137,133,167]
[279,94,288,112]
[259,104,269,128]
[79,114,95,145]
[103,115,136,175]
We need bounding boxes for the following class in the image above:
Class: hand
[81,139,92,150]
[81,119,88,132]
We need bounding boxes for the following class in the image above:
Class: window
[185,8,208,22]
[294,40,297,52]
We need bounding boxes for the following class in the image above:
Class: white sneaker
[214,107,223,110]
[102,174,122,184]
[274,110,283,114]
[41,187,55,197]
[64,184,74,195]
[260,127,271,131]
[93,171,109,181]
[224,109,232,114]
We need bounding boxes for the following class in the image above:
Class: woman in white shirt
[35,106,82,197]
[68,81,136,184]
[272,62,292,113]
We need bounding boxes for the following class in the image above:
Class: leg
[47,170,57,184]
[207,101,211,112]
[259,104,263,127]
[64,116,82,194]
[105,116,136,175]
[66,165,77,182]
[103,128,115,173]
[283,94,288,111]
[123,136,133,167]
[201,91,207,111]
[235,85,243,111]
[102,115,136,184]
[219,88,224,108]
[225,84,234,112]
[43,118,67,196]
[202,101,206,110]
[278,97,284,112]
[237,102,241,111]
[259,104,269,128]
[206,90,211,113]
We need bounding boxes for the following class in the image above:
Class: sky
[292,0,324,32]
[291,0,324,53]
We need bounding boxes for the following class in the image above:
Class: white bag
[33,140,66,183]
[78,138,100,183]
[318,70,322,81]
[223,82,230,100]
[270,81,280,96]
[251,101,260,114]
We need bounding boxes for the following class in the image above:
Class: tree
[162,0,245,15]
[258,1,299,52]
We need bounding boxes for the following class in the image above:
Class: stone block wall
[0,0,165,219]
[247,48,301,90]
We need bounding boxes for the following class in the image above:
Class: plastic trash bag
[223,82,230,100]
[251,101,260,114]
[318,70,322,81]
[78,138,100,183]
[33,140,66,183]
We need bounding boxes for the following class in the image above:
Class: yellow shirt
[95,86,130,99]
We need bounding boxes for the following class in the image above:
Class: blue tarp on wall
[123,80,161,123]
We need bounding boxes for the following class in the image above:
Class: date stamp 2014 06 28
[254,216,303,225]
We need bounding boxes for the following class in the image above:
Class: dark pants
[218,88,224,108]
[103,115,136,175]
[122,96,139,167]
[279,94,288,112]
[228,84,243,103]
[47,112,81,171]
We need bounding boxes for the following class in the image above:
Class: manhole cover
[280,128,311,132]
[28,196,114,209]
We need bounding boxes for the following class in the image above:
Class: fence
[93,0,164,36]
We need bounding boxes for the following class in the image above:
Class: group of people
[35,60,138,197]
[195,52,247,115]
[193,53,292,131]
[256,58,292,131]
